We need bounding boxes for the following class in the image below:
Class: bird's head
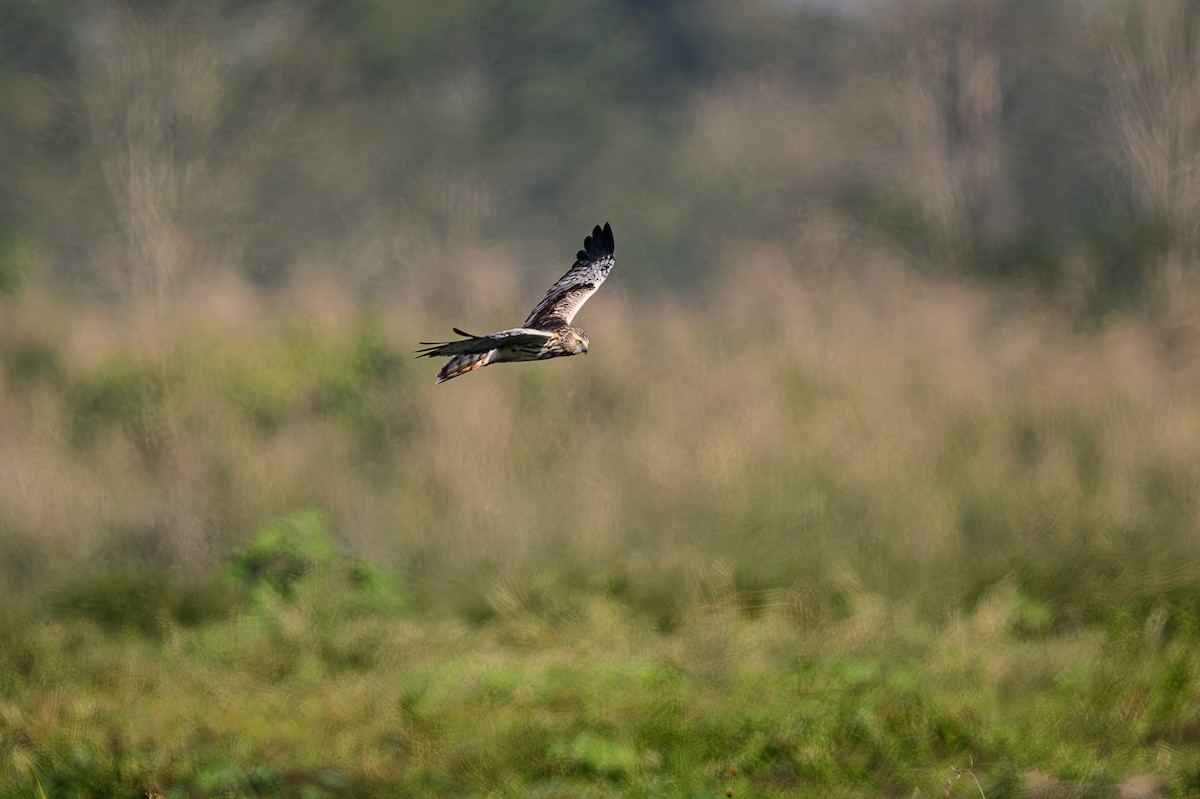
[565,328,589,355]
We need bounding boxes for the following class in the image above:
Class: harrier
[417,223,615,383]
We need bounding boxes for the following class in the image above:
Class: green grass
[2,580,1199,797]
[3,271,1200,796]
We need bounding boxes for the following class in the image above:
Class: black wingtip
[451,327,476,338]
[580,222,614,262]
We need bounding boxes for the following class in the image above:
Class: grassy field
[3,255,1200,797]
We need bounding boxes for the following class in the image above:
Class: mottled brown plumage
[417,223,615,383]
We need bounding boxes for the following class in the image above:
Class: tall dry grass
[2,211,1198,625]
[3,0,1200,630]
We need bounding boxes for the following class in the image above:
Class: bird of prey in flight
[417,223,615,383]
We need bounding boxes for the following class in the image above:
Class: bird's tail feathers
[436,350,495,383]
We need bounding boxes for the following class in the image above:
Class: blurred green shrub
[226,509,336,602]
[1,336,61,391]
[0,230,33,295]
[226,510,409,616]
[51,571,233,635]
[64,356,167,461]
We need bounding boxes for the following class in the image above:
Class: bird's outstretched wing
[415,327,553,358]
[522,222,615,328]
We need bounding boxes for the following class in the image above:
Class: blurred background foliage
[4,0,1200,796]
[3,0,1198,309]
